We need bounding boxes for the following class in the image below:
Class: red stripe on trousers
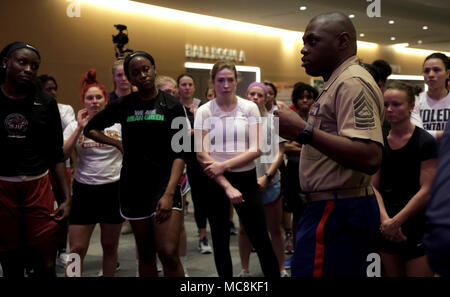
[313,201,335,277]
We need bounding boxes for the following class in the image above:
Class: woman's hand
[257,176,268,192]
[225,186,244,204]
[380,218,407,242]
[77,108,89,128]
[204,161,226,179]
[50,199,72,221]
[155,193,173,224]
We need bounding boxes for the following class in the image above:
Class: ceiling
[138,0,450,52]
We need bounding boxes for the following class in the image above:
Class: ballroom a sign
[185,44,246,63]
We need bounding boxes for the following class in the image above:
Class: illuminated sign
[185,44,246,63]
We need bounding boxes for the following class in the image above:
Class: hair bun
[84,69,97,84]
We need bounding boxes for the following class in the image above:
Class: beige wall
[0,0,435,111]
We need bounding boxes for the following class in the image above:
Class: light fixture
[299,6,307,11]
[360,33,365,37]
[418,40,423,44]
[422,26,429,30]
[349,14,355,18]
[388,20,395,24]
[390,37,396,41]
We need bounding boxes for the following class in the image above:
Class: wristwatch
[264,172,274,181]
[296,123,314,145]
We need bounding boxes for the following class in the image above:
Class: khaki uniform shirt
[299,56,384,192]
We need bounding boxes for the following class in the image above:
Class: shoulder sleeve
[47,97,65,164]
[410,95,424,128]
[63,121,77,140]
[335,77,383,145]
[418,128,438,161]
[246,101,261,125]
[194,104,210,130]
[84,99,122,136]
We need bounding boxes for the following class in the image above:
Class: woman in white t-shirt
[194,61,279,277]
[411,52,450,142]
[63,70,123,276]
[238,82,287,277]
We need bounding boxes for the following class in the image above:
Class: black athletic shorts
[378,218,426,261]
[119,175,183,220]
[69,180,125,225]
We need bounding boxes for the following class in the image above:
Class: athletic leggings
[205,169,280,277]
[186,159,209,230]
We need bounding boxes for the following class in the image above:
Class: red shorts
[0,174,60,252]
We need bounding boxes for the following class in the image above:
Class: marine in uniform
[275,12,384,277]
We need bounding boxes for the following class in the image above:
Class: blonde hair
[155,75,177,90]
[112,58,125,75]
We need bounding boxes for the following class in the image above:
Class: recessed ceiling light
[299,6,307,11]
[390,37,396,41]
[388,20,395,24]
[418,40,423,44]
[423,25,429,30]
[360,33,365,37]
[349,14,355,18]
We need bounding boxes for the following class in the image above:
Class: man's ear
[336,32,351,51]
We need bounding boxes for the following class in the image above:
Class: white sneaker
[198,237,212,254]
[280,270,289,277]
[97,262,121,277]
[237,269,251,277]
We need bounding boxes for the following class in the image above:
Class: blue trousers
[291,195,380,277]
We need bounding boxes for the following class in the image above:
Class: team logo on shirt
[4,113,28,138]
[353,90,375,129]
[126,109,165,122]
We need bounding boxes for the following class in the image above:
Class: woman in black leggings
[194,61,279,277]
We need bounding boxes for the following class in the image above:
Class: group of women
[0,39,449,278]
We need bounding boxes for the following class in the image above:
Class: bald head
[300,12,358,80]
[310,12,357,54]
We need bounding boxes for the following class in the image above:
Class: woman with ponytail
[63,69,123,276]
[0,42,71,277]
[411,53,450,142]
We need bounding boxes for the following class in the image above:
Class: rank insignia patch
[353,90,375,129]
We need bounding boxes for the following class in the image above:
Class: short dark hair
[424,52,449,70]
[372,59,392,82]
[360,63,380,83]
[176,73,195,86]
[291,82,319,108]
[37,74,58,91]
[123,51,155,82]
[263,81,278,98]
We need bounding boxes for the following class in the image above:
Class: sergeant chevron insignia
[353,89,375,129]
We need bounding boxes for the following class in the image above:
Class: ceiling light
[418,40,423,44]
[422,26,428,30]
[299,6,307,11]
[359,33,365,37]
[388,20,395,24]
[349,14,355,18]
[390,37,396,41]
